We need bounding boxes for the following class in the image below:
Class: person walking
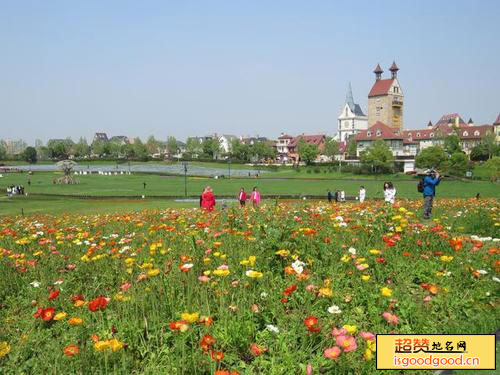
[334,190,340,203]
[327,190,333,203]
[340,190,345,202]
[383,182,396,204]
[359,186,366,203]
[238,187,247,207]
[422,170,441,219]
[250,187,261,208]
[201,186,216,211]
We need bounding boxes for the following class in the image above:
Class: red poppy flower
[304,316,321,333]
[64,345,80,357]
[210,350,224,362]
[88,296,108,312]
[33,307,43,319]
[376,258,386,264]
[283,285,297,297]
[41,308,55,321]
[200,334,216,352]
[250,343,267,357]
[48,290,60,301]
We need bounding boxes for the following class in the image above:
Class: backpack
[417,178,425,193]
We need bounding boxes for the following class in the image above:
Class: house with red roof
[276,133,294,162]
[287,134,326,163]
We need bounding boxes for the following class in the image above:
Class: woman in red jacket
[238,187,247,207]
[200,186,216,211]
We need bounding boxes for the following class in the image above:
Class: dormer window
[430,133,435,138]
[463,131,468,137]
[416,132,421,137]
[376,130,382,136]
[367,131,372,137]
[474,131,480,136]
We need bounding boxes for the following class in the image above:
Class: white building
[218,134,238,153]
[276,133,293,162]
[337,83,368,143]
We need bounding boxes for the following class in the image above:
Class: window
[416,132,421,137]
[367,131,372,137]
[474,131,480,136]
[376,130,382,136]
[463,131,468,137]
[430,133,434,138]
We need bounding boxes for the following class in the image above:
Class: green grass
[1,171,499,200]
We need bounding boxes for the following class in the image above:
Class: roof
[457,125,493,139]
[403,124,493,141]
[288,134,326,148]
[278,133,293,139]
[373,64,383,74]
[494,113,500,125]
[389,61,399,72]
[368,79,394,97]
[344,83,366,116]
[355,122,403,141]
[434,113,467,127]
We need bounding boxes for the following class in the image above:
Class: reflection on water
[15,163,265,177]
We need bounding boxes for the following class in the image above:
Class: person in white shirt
[383,182,396,204]
[359,186,366,203]
[340,190,345,202]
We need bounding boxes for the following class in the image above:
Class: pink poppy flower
[331,327,348,337]
[305,284,318,292]
[382,312,399,325]
[336,335,357,352]
[198,275,210,283]
[323,346,341,360]
[360,331,376,341]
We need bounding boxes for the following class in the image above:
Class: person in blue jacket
[422,169,441,219]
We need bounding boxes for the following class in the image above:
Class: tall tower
[367,61,404,130]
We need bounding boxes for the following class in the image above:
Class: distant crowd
[7,185,25,196]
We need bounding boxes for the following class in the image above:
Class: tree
[482,156,500,182]
[23,146,38,164]
[323,137,339,160]
[360,140,394,173]
[347,138,357,158]
[185,138,202,157]
[251,141,276,162]
[146,136,161,155]
[446,152,469,176]
[166,136,178,157]
[121,143,136,159]
[470,143,489,162]
[48,142,69,159]
[73,137,90,158]
[481,132,498,160]
[229,139,250,161]
[297,139,319,165]
[0,144,6,161]
[415,146,448,170]
[92,140,110,158]
[443,134,462,155]
[202,138,221,159]
[132,138,149,161]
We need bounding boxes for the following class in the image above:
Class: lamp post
[183,162,188,197]
[228,158,231,179]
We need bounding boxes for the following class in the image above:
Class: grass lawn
[1,172,499,200]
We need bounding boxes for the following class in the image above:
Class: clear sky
[1,0,499,144]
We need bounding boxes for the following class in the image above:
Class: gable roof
[494,113,500,125]
[434,113,467,127]
[355,121,403,141]
[278,133,293,139]
[288,134,326,148]
[368,79,394,97]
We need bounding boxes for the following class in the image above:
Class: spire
[389,61,399,78]
[427,121,433,128]
[468,118,474,126]
[374,63,383,80]
[346,82,355,111]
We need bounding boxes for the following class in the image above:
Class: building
[337,83,368,143]
[368,62,404,130]
[93,133,109,143]
[276,133,293,162]
[494,113,500,142]
[218,134,238,153]
[287,134,326,163]
[403,113,495,155]
[109,136,130,145]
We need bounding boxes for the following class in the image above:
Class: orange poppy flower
[64,345,80,357]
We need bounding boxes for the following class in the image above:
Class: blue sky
[1,0,499,143]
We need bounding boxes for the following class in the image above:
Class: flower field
[0,199,499,374]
